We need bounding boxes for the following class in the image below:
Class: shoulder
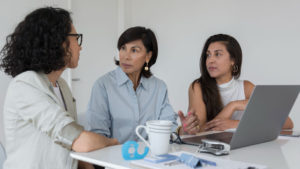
[151,75,166,85]
[243,80,255,88]
[188,81,203,97]
[14,71,39,82]
[6,71,48,102]
[12,71,47,88]
[94,69,116,87]
[147,75,168,90]
[243,80,255,98]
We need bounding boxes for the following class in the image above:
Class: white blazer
[3,71,83,169]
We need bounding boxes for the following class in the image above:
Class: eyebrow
[131,46,142,49]
[207,49,223,52]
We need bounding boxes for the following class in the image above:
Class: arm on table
[72,131,119,153]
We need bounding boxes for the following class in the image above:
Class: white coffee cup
[135,120,172,156]
[146,120,173,130]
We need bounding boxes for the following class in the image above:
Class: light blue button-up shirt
[86,67,178,143]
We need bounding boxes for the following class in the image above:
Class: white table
[70,136,300,169]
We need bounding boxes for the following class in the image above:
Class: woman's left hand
[178,110,200,135]
[204,118,239,131]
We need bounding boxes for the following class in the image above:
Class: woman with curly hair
[0,7,118,169]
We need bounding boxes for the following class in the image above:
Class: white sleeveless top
[218,78,245,120]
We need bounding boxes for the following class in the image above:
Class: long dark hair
[193,34,242,121]
[0,7,72,77]
[115,26,158,78]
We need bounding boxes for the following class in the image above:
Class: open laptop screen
[182,85,300,150]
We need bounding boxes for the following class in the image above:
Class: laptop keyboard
[182,132,234,145]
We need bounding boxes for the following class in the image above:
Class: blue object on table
[144,154,178,163]
[122,141,149,160]
[179,153,217,168]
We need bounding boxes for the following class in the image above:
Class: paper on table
[131,151,267,169]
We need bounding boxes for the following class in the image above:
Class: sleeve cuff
[54,121,84,150]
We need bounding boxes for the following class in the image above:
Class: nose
[121,50,130,60]
[207,55,215,63]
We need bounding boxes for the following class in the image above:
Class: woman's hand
[178,110,200,135]
[216,100,248,119]
[204,118,239,131]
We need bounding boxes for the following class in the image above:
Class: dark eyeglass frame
[68,33,83,46]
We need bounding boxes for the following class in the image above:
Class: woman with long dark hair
[189,34,293,131]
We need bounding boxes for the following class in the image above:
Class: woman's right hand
[216,99,248,119]
[204,118,239,131]
[178,110,200,135]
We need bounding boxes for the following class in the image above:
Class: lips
[208,66,217,71]
[121,63,132,69]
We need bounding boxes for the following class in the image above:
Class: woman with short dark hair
[0,7,118,169]
[86,26,199,145]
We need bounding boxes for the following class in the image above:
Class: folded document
[131,151,267,169]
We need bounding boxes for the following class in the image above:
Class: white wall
[70,0,119,127]
[1,0,300,145]
[122,0,300,129]
[0,0,70,145]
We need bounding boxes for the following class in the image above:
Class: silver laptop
[182,85,300,150]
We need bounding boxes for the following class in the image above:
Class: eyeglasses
[68,33,83,46]
[170,132,184,144]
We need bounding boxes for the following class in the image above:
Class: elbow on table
[282,117,294,130]
[71,131,104,153]
[72,143,94,153]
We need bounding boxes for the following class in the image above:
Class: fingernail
[183,123,187,127]
[188,112,192,116]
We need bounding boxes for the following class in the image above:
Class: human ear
[146,51,152,63]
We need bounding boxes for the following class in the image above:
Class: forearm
[72,131,118,152]
[215,102,236,119]
[215,100,248,119]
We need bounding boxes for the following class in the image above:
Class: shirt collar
[218,77,235,91]
[115,66,149,90]
[116,66,130,86]
[139,76,148,90]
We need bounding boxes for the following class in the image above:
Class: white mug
[135,120,172,156]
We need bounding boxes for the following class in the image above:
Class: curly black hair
[0,7,73,77]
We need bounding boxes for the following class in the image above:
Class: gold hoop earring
[233,65,239,73]
[144,62,149,71]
